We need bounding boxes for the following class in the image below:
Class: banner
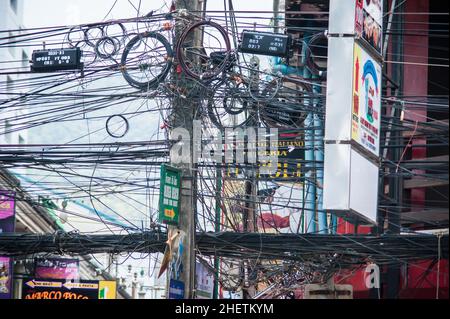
[22,278,117,299]
[35,258,79,280]
[0,257,13,299]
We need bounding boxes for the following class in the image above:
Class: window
[10,0,18,13]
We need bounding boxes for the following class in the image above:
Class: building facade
[0,0,28,146]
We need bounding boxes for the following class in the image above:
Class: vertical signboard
[35,258,80,280]
[0,191,15,233]
[159,165,182,225]
[324,0,382,225]
[0,257,13,299]
[195,262,214,299]
[352,43,382,155]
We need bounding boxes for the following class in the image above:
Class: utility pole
[242,55,259,299]
[168,0,202,299]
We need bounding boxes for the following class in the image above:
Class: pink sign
[35,258,79,280]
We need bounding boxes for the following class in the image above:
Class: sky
[24,0,274,29]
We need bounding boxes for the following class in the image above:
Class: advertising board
[35,258,79,280]
[22,279,116,299]
[355,0,384,54]
[352,43,382,156]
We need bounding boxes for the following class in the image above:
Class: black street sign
[31,48,83,72]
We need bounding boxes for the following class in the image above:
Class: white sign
[195,262,214,299]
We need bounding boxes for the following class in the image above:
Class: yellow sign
[25,280,62,288]
[165,208,175,219]
[98,281,117,299]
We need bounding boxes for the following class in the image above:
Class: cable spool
[106,114,129,138]
[95,36,120,60]
[176,20,232,81]
[67,26,87,48]
[104,22,127,42]
[120,31,173,90]
[84,25,106,48]
[260,77,313,128]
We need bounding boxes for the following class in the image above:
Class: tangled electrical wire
[0,1,448,297]
[0,231,446,266]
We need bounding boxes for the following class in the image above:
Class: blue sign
[169,279,185,299]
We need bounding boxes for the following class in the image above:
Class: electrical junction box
[239,30,292,58]
[31,48,83,72]
[304,283,353,299]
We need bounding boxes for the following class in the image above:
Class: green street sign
[159,165,182,225]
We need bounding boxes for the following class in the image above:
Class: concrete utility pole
[242,56,259,299]
[168,0,202,299]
